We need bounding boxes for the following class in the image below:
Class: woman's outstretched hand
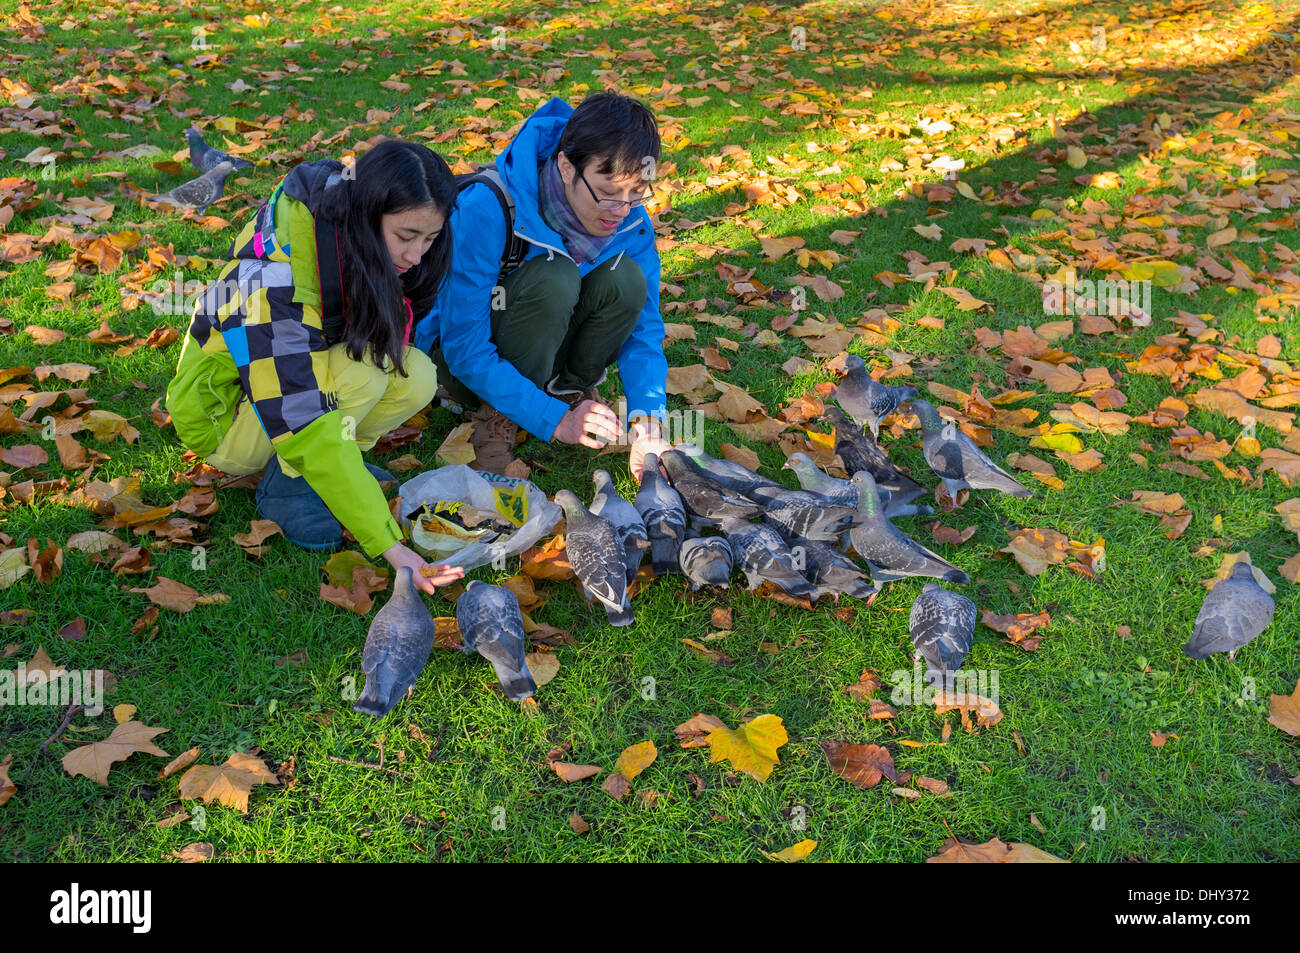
[382,541,464,594]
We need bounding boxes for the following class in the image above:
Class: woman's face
[381,205,445,275]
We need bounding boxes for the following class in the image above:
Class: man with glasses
[415,93,672,479]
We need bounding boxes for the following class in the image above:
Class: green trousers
[433,253,646,407]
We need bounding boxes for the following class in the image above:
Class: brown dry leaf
[938,286,990,311]
[83,409,140,444]
[842,669,883,702]
[935,691,1003,730]
[666,364,714,398]
[569,811,590,834]
[552,762,601,782]
[1000,527,1070,576]
[601,772,630,801]
[1260,448,1300,487]
[1129,490,1186,514]
[981,610,1051,650]
[0,753,15,807]
[614,739,658,781]
[320,581,373,615]
[521,534,574,581]
[177,751,279,813]
[166,842,214,863]
[323,551,389,592]
[130,577,230,613]
[0,444,48,468]
[524,651,559,688]
[1150,731,1179,747]
[927,836,1067,863]
[1279,553,1300,584]
[820,740,899,789]
[675,713,726,748]
[1267,680,1300,737]
[157,747,200,780]
[915,776,950,796]
[1276,499,1300,542]
[61,720,170,785]
[719,443,761,471]
[710,607,733,629]
[930,523,977,546]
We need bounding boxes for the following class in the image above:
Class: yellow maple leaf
[708,714,788,782]
[762,839,817,862]
[615,739,658,780]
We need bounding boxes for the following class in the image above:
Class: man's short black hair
[555,92,661,179]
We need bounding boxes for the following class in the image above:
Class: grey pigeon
[833,353,917,439]
[673,444,784,499]
[679,535,734,590]
[909,582,976,690]
[150,160,235,215]
[757,487,856,544]
[721,518,814,600]
[848,471,969,586]
[913,400,1031,500]
[784,450,931,520]
[633,453,687,575]
[354,566,436,716]
[556,490,634,626]
[457,580,536,700]
[185,127,254,173]
[660,448,764,525]
[1183,561,1275,661]
[798,537,878,603]
[824,407,929,509]
[590,469,649,586]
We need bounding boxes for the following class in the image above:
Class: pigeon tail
[650,537,679,575]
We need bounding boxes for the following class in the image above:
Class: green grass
[1,0,1298,862]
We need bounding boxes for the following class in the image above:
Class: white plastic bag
[397,465,562,571]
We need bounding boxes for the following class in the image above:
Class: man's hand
[553,399,622,449]
[381,541,465,594]
[628,416,672,483]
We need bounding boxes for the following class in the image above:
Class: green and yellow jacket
[165,160,404,558]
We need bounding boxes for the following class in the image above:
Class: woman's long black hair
[317,139,456,377]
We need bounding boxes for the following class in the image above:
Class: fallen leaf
[129,577,230,612]
[61,720,170,785]
[614,740,658,781]
[762,839,817,862]
[820,740,899,789]
[708,714,787,782]
[927,836,1067,863]
[165,842,214,863]
[524,651,559,688]
[552,762,601,782]
[177,751,279,813]
[1267,680,1300,737]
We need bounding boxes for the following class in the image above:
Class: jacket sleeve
[235,283,403,559]
[615,231,668,427]
[432,183,570,440]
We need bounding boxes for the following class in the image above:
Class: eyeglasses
[576,169,652,211]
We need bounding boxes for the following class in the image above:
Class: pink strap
[402,297,413,347]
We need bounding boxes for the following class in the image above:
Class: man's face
[557,151,649,236]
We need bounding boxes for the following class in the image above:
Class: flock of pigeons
[143,134,1276,714]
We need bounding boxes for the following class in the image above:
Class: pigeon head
[593,469,613,492]
[911,399,943,433]
[822,406,852,432]
[841,353,866,372]
[643,452,661,471]
[393,564,417,597]
[553,489,582,516]
[465,579,484,593]
[848,471,881,515]
[1230,560,1256,581]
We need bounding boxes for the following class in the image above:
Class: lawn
[0,0,1298,862]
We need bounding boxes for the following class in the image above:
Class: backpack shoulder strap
[455,162,530,283]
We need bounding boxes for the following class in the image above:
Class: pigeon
[590,469,649,586]
[354,565,436,716]
[720,518,814,600]
[833,353,917,439]
[185,127,254,173]
[660,448,763,525]
[757,488,856,544]
[672,443,785,499]
[913,399,1032,500]
[149,160,235,215]
[679,535,734,590]
[782,452,858,507]
[848,471,970,586]
[824,407,929,509]
[909,582,976,690]
[555,490,634,626]
[1183,561,1275,661]
[456,580,536,700]
[634,452,687,575]
[798,538,878,603]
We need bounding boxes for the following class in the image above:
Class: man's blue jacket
[413,97,668,441]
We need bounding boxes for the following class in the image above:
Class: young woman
[166,139,464,594]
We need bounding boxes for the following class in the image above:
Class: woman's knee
[394,346,438,411]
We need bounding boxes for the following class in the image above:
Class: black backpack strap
[315,213,347,342]
[455,162,530,284]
